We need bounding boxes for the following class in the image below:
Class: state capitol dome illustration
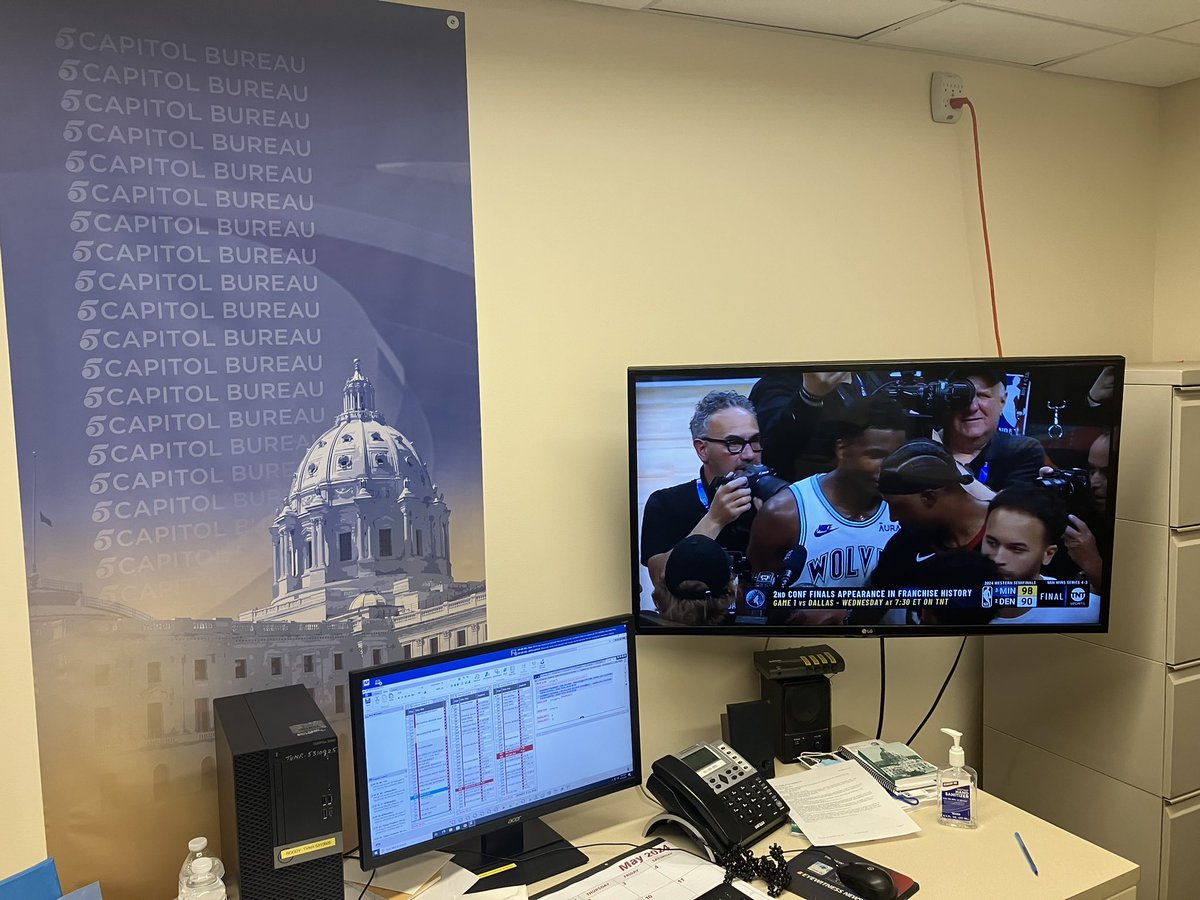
[247,360,462,623]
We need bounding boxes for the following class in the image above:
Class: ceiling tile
[972,0,1200,35]
[873,4,1124,65]
[1044,35,1200,86]
[1157,20,1200,44]
[648,0,949,39]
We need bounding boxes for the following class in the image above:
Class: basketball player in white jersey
[748,396,908,592]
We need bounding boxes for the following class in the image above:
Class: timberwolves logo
[745,588,767,609]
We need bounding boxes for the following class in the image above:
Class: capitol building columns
[310,515,327,569]
[247,360,471,624]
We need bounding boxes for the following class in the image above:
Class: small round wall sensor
[446,14,460,29]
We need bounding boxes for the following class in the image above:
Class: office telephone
[645,741,789,859]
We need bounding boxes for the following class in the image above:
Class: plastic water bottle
[181,857,227,899]
[179,837,225,898]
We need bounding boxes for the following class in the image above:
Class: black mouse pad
[785,846,918,900]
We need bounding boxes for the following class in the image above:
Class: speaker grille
[234,750,342,900]
[783,684,825,729]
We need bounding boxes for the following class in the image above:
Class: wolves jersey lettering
[789,475,899,588]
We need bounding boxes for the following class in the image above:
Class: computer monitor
[348,615,641,886]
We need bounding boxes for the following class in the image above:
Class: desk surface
[537,769,1139,900]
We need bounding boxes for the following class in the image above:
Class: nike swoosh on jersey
[915,552,937,562]
[814,524,838,537]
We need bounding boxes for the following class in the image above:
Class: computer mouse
[836,861,898,900]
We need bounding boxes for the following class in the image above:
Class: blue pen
[1015,831,1039,876]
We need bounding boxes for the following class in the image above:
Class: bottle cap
[191,858,214,875]
[188,837,207,853]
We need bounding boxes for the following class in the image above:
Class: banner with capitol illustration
[0,1,484,895]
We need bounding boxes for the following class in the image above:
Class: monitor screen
[629,356,1123,637]
[349,616,641,880]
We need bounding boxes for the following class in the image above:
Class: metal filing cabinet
[984,361,1200,900]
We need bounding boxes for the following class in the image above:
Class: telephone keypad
[723,775,787,827]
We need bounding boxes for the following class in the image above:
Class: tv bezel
[348,614,643,873]
[628,355,1123,638]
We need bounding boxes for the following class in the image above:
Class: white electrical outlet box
[931,71,965,124]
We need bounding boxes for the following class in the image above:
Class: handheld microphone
[778,544,809,589]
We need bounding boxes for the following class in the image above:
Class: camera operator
[640,390,765,591]
[938,367,1045,491]
[649,534,737,626]
[1065,432,1111,590]
[748,395,908,584]
[982,485,1101,625]
[1086,430,1112,513]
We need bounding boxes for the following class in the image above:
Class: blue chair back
[0,857,62,899]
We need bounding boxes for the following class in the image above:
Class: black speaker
[720,700,776,777]
[759,674,831,762]
[215,685,344,900]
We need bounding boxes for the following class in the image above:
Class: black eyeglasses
[698,435,762,454]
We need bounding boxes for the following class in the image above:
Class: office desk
[536,772,1139,900]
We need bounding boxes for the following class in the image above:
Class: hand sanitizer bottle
[938,727,978,828]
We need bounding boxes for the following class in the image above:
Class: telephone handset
[645,741,789,860]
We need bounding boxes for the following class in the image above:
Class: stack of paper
[344,849,480,900]
[769,760,921,846]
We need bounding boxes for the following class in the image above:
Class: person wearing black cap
[640,390,762,591]
[937,367,1044,492]
[868,439,998,603]
[650,534,736,626]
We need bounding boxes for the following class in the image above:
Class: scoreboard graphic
[981,581,1091,609]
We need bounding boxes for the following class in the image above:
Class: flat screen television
[348,615,640,886]
[629,356,1123,637]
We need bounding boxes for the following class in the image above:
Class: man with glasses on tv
[640,390,762,591]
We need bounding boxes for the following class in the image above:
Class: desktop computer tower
[214,685,344,900]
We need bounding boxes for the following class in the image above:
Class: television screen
[348,616,640,881]
[629,356,1123,636]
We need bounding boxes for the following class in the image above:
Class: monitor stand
[451,818,587,892]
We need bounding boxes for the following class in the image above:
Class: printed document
[770,761,921,845]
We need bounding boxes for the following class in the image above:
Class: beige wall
[466,0,1156,764]
[0,248,47,873]
[0,0,1165,881]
